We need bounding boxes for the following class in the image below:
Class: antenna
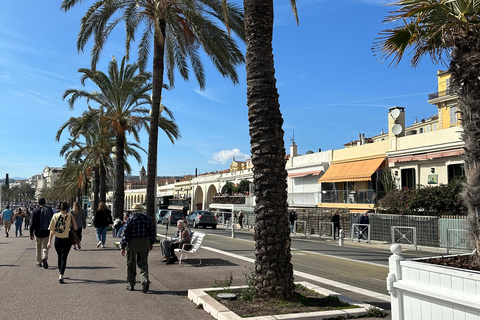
[390,108,401,119]
[392,124,402,136]
[290,130,296,145]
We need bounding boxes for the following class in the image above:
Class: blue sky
[0,0,444,180]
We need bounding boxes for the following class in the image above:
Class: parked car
[186,210,217,229]
[161,210,184,226]
[156,209,168,224]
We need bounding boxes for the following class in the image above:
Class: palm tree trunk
[244,0,295,299]
[99,161,107,203]
[114,135,126,219]
[93,166,100,217]
[146,20,166,224]
[449,32,480,264]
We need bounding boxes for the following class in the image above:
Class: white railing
[287,192,318,206]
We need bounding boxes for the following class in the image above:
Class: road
[157,224,445,296]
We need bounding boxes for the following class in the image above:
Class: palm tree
[61,0,245,224]
[57,109,114,213]
[374,0,480,262]
[240,0,298,299]
[63,56,180,218]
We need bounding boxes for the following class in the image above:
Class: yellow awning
[318,157,385,183]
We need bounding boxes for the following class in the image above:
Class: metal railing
[428,87,456,100]
[392,226,417,250]
[351,223,370,243]
[318,222,334,238]
[321,189,376,204]
[293,220,307,237]
[446,229,471,254]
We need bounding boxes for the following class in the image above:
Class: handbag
[69,230,80,247]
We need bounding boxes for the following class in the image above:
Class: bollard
[339,229,344,246]
[231,219,235,238]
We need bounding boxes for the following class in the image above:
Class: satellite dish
[391,108,401,119]
[392,124,403,136]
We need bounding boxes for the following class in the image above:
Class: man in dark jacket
[30,198,54,268]
[332,210,341,240]
[120,203,156,293]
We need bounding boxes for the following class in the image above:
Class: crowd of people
[0,198,168,293]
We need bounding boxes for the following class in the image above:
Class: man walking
[30,198,54,268]
[332,210,340,240]
[2,205,14,237]
[120,203,156,293]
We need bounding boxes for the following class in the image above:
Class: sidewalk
[0,226,390,319]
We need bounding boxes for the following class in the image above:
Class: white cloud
[209,149,249,164]
[194,88,224,102]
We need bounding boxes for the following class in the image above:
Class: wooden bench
[174,233,205,266]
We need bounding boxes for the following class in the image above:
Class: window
[401,168,416,189]
[433,123,437,131]
[448,164,465,182]
[419,127,424,133]
[426,125,431,132]
[450,106,458,124]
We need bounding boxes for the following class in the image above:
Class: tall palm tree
[63,56,180,218]
[61,0,245,224]
[240,0,298,299]
[57,109,114,213]
[374,0,480,263]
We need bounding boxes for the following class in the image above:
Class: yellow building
[317,71,464,211]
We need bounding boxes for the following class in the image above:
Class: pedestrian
[13,208,26,237]
[47,201,78,284]
[332,210,340,240]
[358,212,370,241]
[120,203,156,293]
[70,202,86,250]
[238,210,244,229]
[93,202,113,248]
[2,205,14,237]
[289,210,297,234]
[24,208,30,230]
[30,198,54,268]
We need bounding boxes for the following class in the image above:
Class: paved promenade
[1,225,391,320]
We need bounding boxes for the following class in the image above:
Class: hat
[130,203,144,211]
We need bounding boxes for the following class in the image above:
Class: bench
[174,233,205,266]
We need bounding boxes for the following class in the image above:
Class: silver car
[186,210,217,229]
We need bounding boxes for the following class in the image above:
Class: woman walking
[93,202,113,248]
[70,202,86,249]
[47,202,78,284]
[13,208,26,237]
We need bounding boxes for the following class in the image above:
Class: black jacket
[30,206,54,238]
[94,209,113,228]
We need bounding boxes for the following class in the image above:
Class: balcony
[428,87,456,100]
[288,192,319,207]
[320,189,378,204]
[212,195,246,205]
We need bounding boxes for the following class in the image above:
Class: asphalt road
[157,223,453,296]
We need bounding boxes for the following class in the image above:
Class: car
[156,209,168,224]
[186,210,217,229]
[161,210,184,226]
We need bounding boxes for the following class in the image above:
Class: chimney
[361,133,366,145]
[290,142,297,157]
